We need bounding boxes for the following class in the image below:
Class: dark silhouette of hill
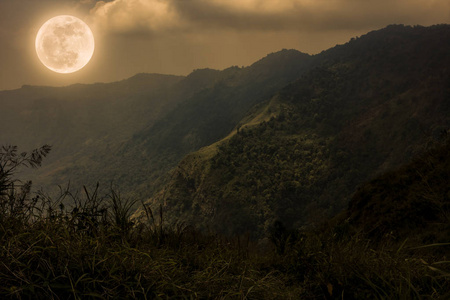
[107,49,313,196]
[347,136,450,242]
[0,49,313,199]
[136,24,450,236]
[54,50,313,198]
[137,50,312,154]
[0,73,183,159]
[0,72,220,195]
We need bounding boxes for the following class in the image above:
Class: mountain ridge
[0,46,315,200]
[1,25,449,233]
[135,24,450,236]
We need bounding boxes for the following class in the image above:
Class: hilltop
[136,24,450,236]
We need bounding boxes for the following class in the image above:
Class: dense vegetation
[348,135,450,243]
[141,24,450,236]
[0,50,313,201]
[1,144,449,299]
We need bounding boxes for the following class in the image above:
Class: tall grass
[1,146,449,299]
[0,185,297,299]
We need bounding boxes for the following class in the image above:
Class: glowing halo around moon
[35,15,95,74]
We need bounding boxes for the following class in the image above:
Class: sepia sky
[0,0,449,91]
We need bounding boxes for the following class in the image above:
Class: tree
[0,145,51,225]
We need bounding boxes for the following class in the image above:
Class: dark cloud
[0,0,449,90]
[90,0,450,35]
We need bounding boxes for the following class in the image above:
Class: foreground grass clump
[1,145,449,299]
[2,209,450,300]
[271,222,450,299]
[0,198,295,299]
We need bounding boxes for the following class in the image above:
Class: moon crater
[35,15,95,74]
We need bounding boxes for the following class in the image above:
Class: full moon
[35,15,95,73]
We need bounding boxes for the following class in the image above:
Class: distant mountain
[135,25,450,237]
[104,49,314,196]
[0,73,184,159]
[0,72,210,195]
[0,49,314,199]
[136,49,312,154]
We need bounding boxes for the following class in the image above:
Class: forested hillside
[0,50,314,199]
[347,136,450,242]
[138,25,450,236]
[88,49,313,197]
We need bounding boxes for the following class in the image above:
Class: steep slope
[0,72,221,195]
[347,136,450,242]
[60,50,315,198]
[0,73,184,158]
[0,50,314,200]
[137,25,450,236]
[136,50,312,155]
